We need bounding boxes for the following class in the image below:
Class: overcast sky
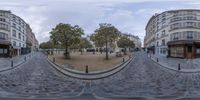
[1,0,200,46]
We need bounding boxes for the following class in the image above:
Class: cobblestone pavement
[151,54,200,70]
[0,53,34,71]
[0,52,84,99]
[92,52,200,99]
[1,52,200,100]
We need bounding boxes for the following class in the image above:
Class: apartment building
[145,9,200,58]
[0,10,10,57]
[0,10,38,57]
[144,15,157,54]
[11,13,27,56]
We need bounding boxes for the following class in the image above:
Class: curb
[149,55,200,73]
[0,53,35,73]
[47,55,135,80]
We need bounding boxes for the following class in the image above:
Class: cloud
[0,0,200,46]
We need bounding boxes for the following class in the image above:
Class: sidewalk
[0,52,35,71]
[148,53,200,73]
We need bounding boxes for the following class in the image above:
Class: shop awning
[167,40,200,46]
[12,46,21,49]
[0,40,11,45]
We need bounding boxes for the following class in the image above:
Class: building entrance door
[187,46,193,59]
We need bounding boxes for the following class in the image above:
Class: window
[0,49,3,53]
[19,43,21,47]
[0,23,8,31]
[13,41,16,46]
[160,48,166,54]
[18,33,21,39]
[157,34,159,38]
[197,49,200,54]
[157,42,159,46]
[188,46,192,53]
[12,30,16,37]
[13,16,16,22]
[4,49,7,54]
[161,39,165,46]
[173,32,179,40]
[0,32,7,40]
[23,36,24,41]
[0,18,6,22]
[18,19,21,24]
[13,23,16,28]
[162,30,165,34]
[171,23,181,30]
[19,26,21,31]
[187,31,193,39]
[161,30,166,37]
[187,22,193,27]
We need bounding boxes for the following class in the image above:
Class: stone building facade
[145,9,200,58]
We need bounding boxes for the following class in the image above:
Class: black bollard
[178,64,181,70]
[11,60,13,67]
[123,58,125,62]
[24,56,26,61]
[157,58,159,62]
[86,65,88,73]
[53,58,55,62]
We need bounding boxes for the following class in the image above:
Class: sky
[1,0,200,46]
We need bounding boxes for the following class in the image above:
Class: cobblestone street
[0,52,84,99]
[151,54,200,71]
[92,52,200,99]
[0,52,200,100]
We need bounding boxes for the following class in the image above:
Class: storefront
[0,40,11,57]
[11,46,21,57]
[147,46,155,54]
[168,40,200,59]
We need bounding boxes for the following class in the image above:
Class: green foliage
[90,34,105,47]
[49,23,84,59]
[39,41,54,49]
[79,38,93,49]
[117,36,135,48]
[91,23,121,59]
[95,23,120,42]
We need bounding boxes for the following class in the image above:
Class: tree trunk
[100,48,102,54]
[105,39,109,60]
[65,44,70,59]
[81,48,83,55]
[124,48,127,55]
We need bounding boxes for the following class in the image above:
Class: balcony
[169,26,200,32]
[0,39,10,45]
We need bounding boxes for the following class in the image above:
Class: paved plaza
[0,52,200,99]
[150,54,200,72]
[0,53,34,71]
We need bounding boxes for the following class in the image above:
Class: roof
[0,10,11,13]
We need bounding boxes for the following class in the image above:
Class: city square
[1,0,200,100]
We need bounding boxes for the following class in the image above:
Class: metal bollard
[157,58,159,62]
[178,64,181,70]
[11,60,13,67]
[123,58,125,62]
[86,65,88,73]
[53,58,55,62]
[24,56,26,61]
